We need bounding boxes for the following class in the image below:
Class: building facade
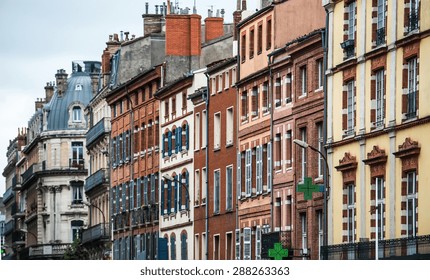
[324,0,430,259]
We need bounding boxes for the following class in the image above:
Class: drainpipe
[267,54,274,233]
[204,72,210,260]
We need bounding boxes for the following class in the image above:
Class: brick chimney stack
[101,34,121,87]
[55,69,68,97]
[44,82,54,103]
[204,16,224,42]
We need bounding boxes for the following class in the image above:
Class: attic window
[75,84,83,91]
[73,106,82,122]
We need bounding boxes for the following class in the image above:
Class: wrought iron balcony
[85,169,107,193]
[21,163,41,185]
[406,91,417,119]
[69,158,85,170]
[321,235,430,260]
[28,243,71,259]
[376,27,385,46]
[86,117,111,148]
[2,187,15,204]
[408,11,419,32]
[340,39,355,59]
[81,223,110,244]
[12,175,22,191]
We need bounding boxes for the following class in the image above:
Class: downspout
[204,72,210,260]
[267,54,274,232]
[235,24,241,258]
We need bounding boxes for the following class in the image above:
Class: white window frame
[376,70,385,127]
[317,123,324,178]
[375,177,385,240]
[347,80,355,133]
[300,66,307,96]
[245,149,252,197]
[226,107,234,146]
[243,228,251,260]
[348,1,356,40]
[347,184,355,243]
[214,169,220,214]
[255,226,262,260]
[301,214,308,256]
[256,146,263,194]
[406,171,417,237]
[226,165,233,211]
[72,106,82,122]
[214,112,221,150]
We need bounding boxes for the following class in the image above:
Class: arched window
[181,122,189,151]
[71,220,84,241]
[170,233,176,260]
[72,106,82,122]
[181,231,188,260]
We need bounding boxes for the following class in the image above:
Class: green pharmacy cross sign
[268,243,289,260]
[297,177,324,200]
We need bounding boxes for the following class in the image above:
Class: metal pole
[375,181,378,260]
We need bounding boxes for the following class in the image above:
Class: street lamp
[83,201,107,237]
[162,173,191,219]
[293,139,330,259]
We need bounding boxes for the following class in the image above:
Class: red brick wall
[205,17,224,42]
[166,14,201,56]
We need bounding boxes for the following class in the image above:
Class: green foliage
[63,239,89,260]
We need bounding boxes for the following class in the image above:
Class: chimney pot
[155,5,159,14]
[145,2,149,14]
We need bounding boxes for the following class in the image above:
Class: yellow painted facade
[327,0,430,256]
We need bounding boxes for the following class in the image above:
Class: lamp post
[293,139,330,259]
[83,201,107,237]
[162,174,191,220]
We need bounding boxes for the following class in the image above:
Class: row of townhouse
[3,0,430,261]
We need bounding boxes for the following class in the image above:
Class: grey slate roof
[45,62,100,131]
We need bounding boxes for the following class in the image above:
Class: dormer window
[72,106,81,122]
[75,84,83,91]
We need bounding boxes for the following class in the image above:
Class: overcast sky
[0,0,260,195]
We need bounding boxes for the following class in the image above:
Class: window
[182,122,189,151]
[71,181,83,204]
[241,33,246,63]
[71,142,84,167]
[342,1,356,58]
[226,232,233,260]
[376,0,385,46]
[286,130,292,169]
[235,229,241,260]
[245,149,252,197]
[317,59,324,89]
[347,184,355,242]
[262,82,269,113]
[317,210,323,257]
[348,2,355,40]
[315,124,324,178]
[406,171,417,237]
[202,167,207,204]
[267,142,272,192]
[181,232,188,260]
[375,69,385,127]
[72,106,81,122]
[255,226,262,260]
[226,165,233,211]
[170,234,176,260]
[202,110,207,148]
[241,90,248,122]
[300,66,307,96]
[164,100,169,119]
[71,220,84,242]
[266,18,272,50]
[256,146,263,195]
[301,213,307,256]
[300,128,307,180]
[140,123,146,153]
[214,112,221,149]
[406,57,417,119]
[195,170,200,204]
[408,0,419,32]
[214,170,220,214]
[182,92,187,110]
[249,28,255,59]
[195,113,200,150]
[251,86,259,118]
[346,80,355,134]
[226,108,234,146]
[275,78,281,107]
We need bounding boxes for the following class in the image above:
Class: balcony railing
[321,235,430,260]
[376,27,385,46]
[408,11,419,32]
[81,223,110,244]
[86,117,111,148]
[21,163,38,184]
[406,91,417,119]
[28,243,71,259]
[2,187,15,204]
[69,158,85,170]
[340,39,355,59]
[85,169,106,193]
[12,175,22,191]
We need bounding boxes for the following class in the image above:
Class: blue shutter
[157,237,168,260]
[168,131,172,156]
[167,180,171,214]
[178,174,182,210]
[130,180,135,210]
[185,171,189,209]
[136,235,141,259]
[111,137,116,167]
[162,134,165,156]
[174,175,178,213]
[177,127,182,152]
[116,185,120,214]
[116,136,120,165]
[137,178,141,208]
[143,176,148,206]
[175,129,179,153]
[150,174,156,203]
[122,132,126,161]
[181,232,188,260]
[185,124,189,150]
[160,183,164,214]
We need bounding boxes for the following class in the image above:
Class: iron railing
[81,223,110,244]
[4,220,15,236]
[321,235,430,260]
[69,158,85,170]
[2,187,14,204]
[86,117,111,148]
[28,243,71,259]
[406,91,417,119]
[376,27,385,46]
[85,169,106,193]
[408,11,419,32]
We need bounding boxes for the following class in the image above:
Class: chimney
[124,31,130,41]
[142,13,164,36]
[44,82,54,103]
[242,0,247,10]
[35,97,45,111]
[167,1,171,15]
[102,34,120,87]
[55,69,68,97]
[204,16,224,42]
[145,2,149,14]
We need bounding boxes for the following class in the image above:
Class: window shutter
[243,227,252,260]
[116,185,120,214]
[168,131,172,156]
[185,123,189,150]
[122,132,126,161]
[111,137,116,166]
[167,180,172,214]
[130,180,135,209]
[162,134,165,156]
[245,150,252,197]
[176,174,180,212]
[256,146,263,194]
[114,239,119,260]
[255,226,262,260]
[136,235,141,259]
[237,152,241,199]
[185,171,189,209]
[150,174,156,204]
[137,178,141,208]
[177,126,182,151]
[161,181,165,214]
[116,136,120,165]
[267,142,272,192]
[181,233,187,260]
[143,176,148,206]
[235,229,241,260]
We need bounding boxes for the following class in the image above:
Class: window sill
[225,142,234,148]
[314,87,323,93]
